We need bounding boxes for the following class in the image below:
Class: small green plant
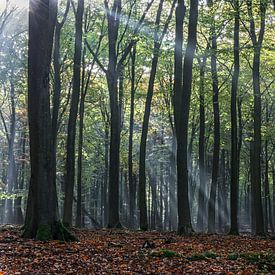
[227,253,239,260]
[203,251,218,259]
[188,253,206,261]
[240,252,275,271]
[161,249,177,258]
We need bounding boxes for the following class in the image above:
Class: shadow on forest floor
[0,226,274,274]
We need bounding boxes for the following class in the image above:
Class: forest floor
[0,226,274,274]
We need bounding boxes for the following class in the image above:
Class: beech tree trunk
[24,0,75,241]
[197,53,207,232]
[63,0,84,226]
[246,0,267,235]
[207,0,220,234]
[128,46,136,229]
[174,0,198,235]
[229,0,240,235]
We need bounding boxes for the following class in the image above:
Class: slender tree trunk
[229,0,240,235]
[128,45,136,229]
[139,0,165,231]
[63,0,84,226]
[207,0,220,234]
[252,49,265,235]
[75,47,87,228]
[246,0,266,236]
[264,105,274,232]
[103,124,109,227]
[197,54,207,232]
[6,79,16,224]
[174,0,198,235]
[14,130,26,225]
[106,0,122,228]
[52,1,70,213]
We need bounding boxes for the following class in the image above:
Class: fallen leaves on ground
[0,226,274,274]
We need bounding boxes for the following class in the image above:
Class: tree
[174,0,199,235]
[63,0,84,226]
[229,0,240,235]
[196,50,208,232]
[246,0,267,236]
[207,0,221,234]
[128,45,137,229]
[24,0,74,240]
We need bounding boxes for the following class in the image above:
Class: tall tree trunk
[106,0,122,228]
[246,0,267,235]
[63,0,84,226]
[24,0,75,241]
[128,45,136,229]
[197,53,207,232]
[6,79,16,224]
[229,0,240,235]
[174,0,198,235]
[264,105,274,232]
[52,0,70,204]
[169,136,177,230]
[207,0,220,234]
[14,129,26,225]
[75,47,87,228]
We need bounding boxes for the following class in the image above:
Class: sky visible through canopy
[0,0,28,11]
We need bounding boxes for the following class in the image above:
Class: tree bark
[207,0,220,234]
[174,0,198,235]
[24,0,75,241]
[229,0,240,235]
[246,0,267,235]
[128,45,136,229]
[63,0,84,226]
[197,53,207,232]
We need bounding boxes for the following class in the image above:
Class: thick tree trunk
[63,0,84,226]
[24,0,75,241]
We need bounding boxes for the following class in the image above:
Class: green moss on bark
[22,221,78,241]
[36,224,53,241]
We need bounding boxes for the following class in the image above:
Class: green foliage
[203,251,218,259]
[240,251,275,272]
[227,253,239,260]
[188,253,206,261]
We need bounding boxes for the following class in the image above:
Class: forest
[0,0,274,273]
